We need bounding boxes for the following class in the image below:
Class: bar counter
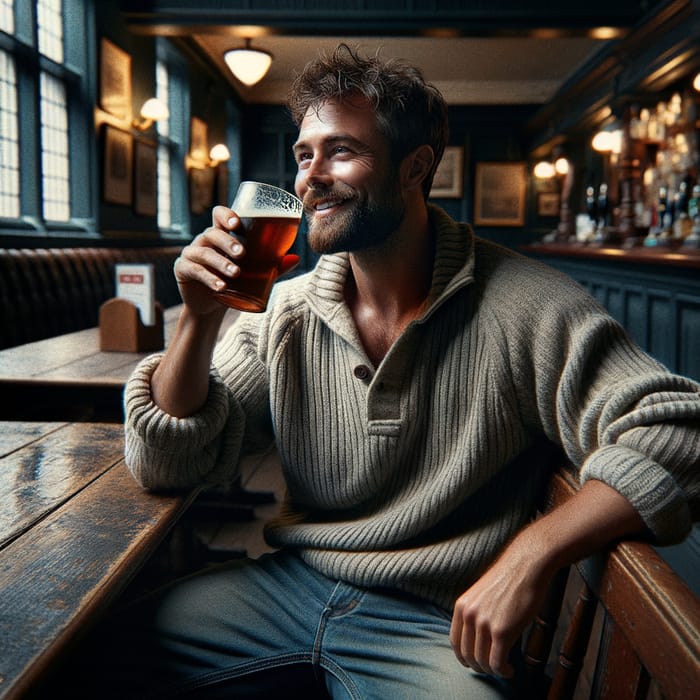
[521,242,700,269]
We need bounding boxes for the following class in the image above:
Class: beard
[303,176,405,255]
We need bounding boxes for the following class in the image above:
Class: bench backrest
[0,246,182,349]
[523,468,700,699]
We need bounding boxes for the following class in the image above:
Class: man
[116,45,698,698]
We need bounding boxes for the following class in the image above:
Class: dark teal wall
[94,5,237,241]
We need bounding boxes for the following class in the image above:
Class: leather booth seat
[0,246,183,349]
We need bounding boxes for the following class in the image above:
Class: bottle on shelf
[592,183,611,244]
[684,184,700,248]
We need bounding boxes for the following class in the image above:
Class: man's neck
[350,202,432,305]
[344,201,434,365]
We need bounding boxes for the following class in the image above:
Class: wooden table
[0,306,238,421]
[0,421,197,700]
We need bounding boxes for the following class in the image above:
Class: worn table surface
[0,421,196,699]
[0,306,238,420]
[0,306,185,385]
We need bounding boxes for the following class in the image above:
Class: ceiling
[121,1,671,108]
[191,34,609,106]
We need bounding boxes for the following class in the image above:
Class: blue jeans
[70,551,516,699]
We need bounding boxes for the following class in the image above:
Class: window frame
[0,0,96,239]
[154,36,190,241]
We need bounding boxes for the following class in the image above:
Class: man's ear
[401,145,435,191]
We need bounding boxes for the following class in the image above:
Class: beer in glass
[214,181,302,312]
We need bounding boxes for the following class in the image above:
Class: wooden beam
[119,0,663,38]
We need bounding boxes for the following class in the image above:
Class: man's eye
[332,146,349,155]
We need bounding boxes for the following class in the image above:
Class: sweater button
[353,365,371,380]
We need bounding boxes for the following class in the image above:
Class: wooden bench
[0,246,183,350]
[522,468,700,699]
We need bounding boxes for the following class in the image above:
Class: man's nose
[303,156,332,189]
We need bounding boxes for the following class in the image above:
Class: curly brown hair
[287,43,449,199]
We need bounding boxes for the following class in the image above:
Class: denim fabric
[69,551,516,699]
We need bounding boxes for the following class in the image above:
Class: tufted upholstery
[0,246,183,349]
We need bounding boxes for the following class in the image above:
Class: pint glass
[214,181,303,312]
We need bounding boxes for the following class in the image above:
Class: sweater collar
[303,204,475,325]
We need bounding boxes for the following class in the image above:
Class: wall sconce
[224,39,273,86]
[132,97,169,131]
[534,154,570,178]
[694,72,700,92]
[186,143,231,170]
[208,143,231,166]
[533,161,556,178]
[591,129,622,154]
[554,157,570,175]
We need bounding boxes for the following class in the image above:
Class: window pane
[0,0,14,34]
[157,144,171,230]
[156,58,171,229]
[37,0,64,64]
[40,71,70,221]
[156,59,169,138]
[0,49,20,218]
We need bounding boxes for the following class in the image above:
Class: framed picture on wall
[100,38,132,121]
[537,191,560,217]
[216,162,229,206]
[430,146,464,198]
[103,125,133,206]
[134,140,158,216]
[190,117,208,163]
[474,162,527,226]
[189,167,215,215]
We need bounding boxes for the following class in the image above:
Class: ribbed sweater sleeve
[124,353,246,490]
[478,243,700,542]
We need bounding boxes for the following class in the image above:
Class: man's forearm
[152,306,227,417]
[450,478,646,678]
[516,477,646,575]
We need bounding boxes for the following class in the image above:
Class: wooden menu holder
[99,297,164,352]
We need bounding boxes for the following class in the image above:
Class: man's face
[293,97,405,255]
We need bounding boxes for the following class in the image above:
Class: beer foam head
[234,181,302,218]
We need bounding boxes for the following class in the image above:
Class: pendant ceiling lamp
[224,39,273,86]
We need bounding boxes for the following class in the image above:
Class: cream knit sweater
[124,206,700,609]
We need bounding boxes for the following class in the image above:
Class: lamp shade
[533,161,556,178]
[132,97,169,131]
[224,40,272,86]
[554,157,570,175]
[592,129,622,154]
[140,97,169,121]
[209,143,231,164]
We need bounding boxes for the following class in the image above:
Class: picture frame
[103,125,133,206]
[189,166,215,215]
[537,191,560,217]
[215,162,229,206]
[190,117,208,163]
[430,146,464,198]
[474,162,527,226]
[134,140,158,217]
[100,38,132,121]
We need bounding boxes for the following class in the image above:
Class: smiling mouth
[314,199,344,212]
